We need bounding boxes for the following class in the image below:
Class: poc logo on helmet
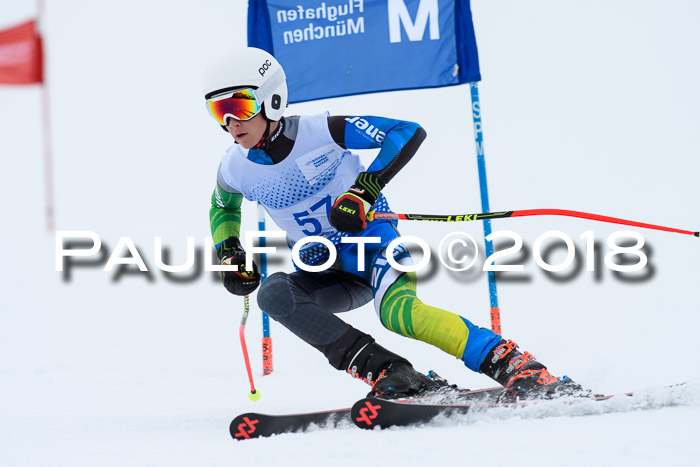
[259,60,272,76]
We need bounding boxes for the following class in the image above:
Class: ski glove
[329,172,385,233]
[216,236,261,296]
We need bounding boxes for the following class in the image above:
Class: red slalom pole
[239,295,260,401]
[367,209,699,238]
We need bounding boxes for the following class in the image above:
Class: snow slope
[2,1,699,466]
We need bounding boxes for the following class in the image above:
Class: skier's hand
[216,236,261,295]
[329,172,384,233]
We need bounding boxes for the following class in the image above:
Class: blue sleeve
[328,115,427,185]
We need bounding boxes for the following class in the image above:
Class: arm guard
[209,183,243,247]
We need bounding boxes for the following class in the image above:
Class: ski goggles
[206,88,261,125]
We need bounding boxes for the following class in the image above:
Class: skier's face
[226,113,268,149]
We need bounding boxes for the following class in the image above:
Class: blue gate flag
[248,0,481,103]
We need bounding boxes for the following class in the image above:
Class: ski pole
[240,295,261,401]
[367,209,699,238]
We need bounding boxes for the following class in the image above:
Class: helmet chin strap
[255,118,283,150]
[254,120,271,149]
[262,120,272,142]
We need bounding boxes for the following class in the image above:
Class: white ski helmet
[203,47,288,126]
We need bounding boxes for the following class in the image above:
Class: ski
[228,386,504,440]
[231,383,686,438]
[230,407,351,440]
[351,391,638,430]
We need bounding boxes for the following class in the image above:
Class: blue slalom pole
[257,201,273,374]
[469,82,501,335]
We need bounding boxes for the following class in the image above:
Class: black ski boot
[479,339,587,400]
[369,361,445,399]
[340,335,441,399]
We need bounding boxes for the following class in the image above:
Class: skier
[206,47,583,400]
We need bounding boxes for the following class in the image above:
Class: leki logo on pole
[355,401,382,426]
[233,417,259,439]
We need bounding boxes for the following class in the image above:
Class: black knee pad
[256,271,294,319]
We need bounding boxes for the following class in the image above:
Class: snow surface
[2,1,700,466]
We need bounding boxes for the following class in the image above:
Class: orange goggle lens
[206,88,261,125]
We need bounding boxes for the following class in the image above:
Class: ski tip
[230,414,262,441]
[351,398,383,430]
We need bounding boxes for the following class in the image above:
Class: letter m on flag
[388,0,440,43]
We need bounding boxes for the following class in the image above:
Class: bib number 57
[292,195,333,236]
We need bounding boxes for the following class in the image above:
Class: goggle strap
[209,88,256,102]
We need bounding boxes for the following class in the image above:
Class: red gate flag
[0,20,43,85]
